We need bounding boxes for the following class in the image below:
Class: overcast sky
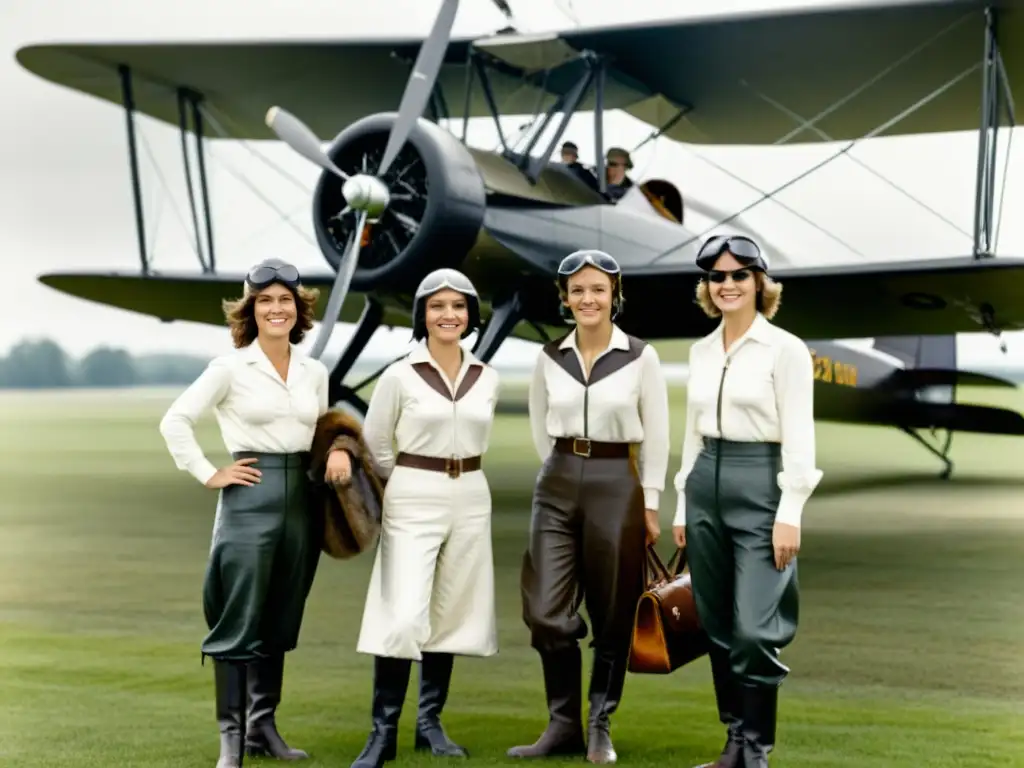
[5,0,1024,367]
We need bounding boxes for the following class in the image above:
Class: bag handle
[666,546,688,577]
[645,545,688,587]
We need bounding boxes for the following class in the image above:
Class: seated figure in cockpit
[604,147,635,202]
[559,141,600,192]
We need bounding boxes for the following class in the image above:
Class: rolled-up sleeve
[773,338,823,527]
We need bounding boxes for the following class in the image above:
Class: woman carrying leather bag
[507,249,671,765]
[671,235,822,768]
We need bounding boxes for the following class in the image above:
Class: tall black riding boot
[350,656,413,768]
[585,651,626,764]
[506,645,587,758]
[414,652,468,757]
[245,654,308,760]
[693,645,743,768]
[739,683,778,768]
[214,660,248,768]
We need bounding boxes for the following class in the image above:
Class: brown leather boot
[585,652,625,764]
[507,646,587,758]
[693,645,742,768]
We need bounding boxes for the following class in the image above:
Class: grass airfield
[0,384,1022,767]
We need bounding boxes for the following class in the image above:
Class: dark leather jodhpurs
[519,444,647,662]
[201,450,321,663]
[684,438,799,687]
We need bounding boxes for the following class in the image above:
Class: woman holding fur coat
[158,258,354,768]
[349,268,501,768]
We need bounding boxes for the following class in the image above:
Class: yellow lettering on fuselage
[807,348,858,387]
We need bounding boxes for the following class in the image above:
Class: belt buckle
[572,438,592,458]
[445,457,463,479]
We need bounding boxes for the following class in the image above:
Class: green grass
[1,385,1023,767]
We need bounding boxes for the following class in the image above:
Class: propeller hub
[342,174,390,219]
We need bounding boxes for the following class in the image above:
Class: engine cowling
[312,113,487,293]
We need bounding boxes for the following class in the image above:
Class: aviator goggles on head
[557,249,621,277]
[245,259,301,293]
[695,235,768,275]
[415,268,479,300]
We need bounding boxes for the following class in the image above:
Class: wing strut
[115,65,217,275]
[973,6,1016,260]
[179,89,217,273]
[117,65,148,275]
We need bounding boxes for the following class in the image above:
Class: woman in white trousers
[350,268,501,768]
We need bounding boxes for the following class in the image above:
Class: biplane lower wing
[38,253,1024,342]
[37,271,413,330]
[618,255,1024,340]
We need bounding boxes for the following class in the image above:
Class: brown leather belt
[395,452,482,478]
[553,437,633,459]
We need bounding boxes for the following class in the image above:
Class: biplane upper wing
[15,0,1024,145]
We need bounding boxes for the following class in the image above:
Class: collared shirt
[529,325,671,511]
[159,341,330,485]
[362,341,500,476]
[673,312,823,529]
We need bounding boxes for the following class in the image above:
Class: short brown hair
[222,284,321,349]
[695,272,782,320]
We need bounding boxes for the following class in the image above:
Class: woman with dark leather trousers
[159,258,352,767]
[672,235,822,768]
[507,249,671,765]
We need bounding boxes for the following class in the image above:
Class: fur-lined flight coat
[308,409,385,559]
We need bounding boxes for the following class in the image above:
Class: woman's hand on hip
[672,525,686,549]
[326,449,353,486]
[772,521,800,570]
[205,457,261,489]
[644,509,661,545]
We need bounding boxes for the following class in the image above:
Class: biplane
[15,0,1024,477]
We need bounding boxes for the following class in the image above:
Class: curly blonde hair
[695,271,782,320]
[222,284,321,349]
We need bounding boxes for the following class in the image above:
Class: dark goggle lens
[248,264,300,286]
[698,236,761,265]
[707,268,754,283]
[726,238,760,262]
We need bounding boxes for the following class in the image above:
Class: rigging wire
[196,104,318,250]
[136,124,200,267]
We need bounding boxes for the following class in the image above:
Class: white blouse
[361,341,500,476]
[528,325,671,511]
[673,312,823,528]
[158,341,329,485]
